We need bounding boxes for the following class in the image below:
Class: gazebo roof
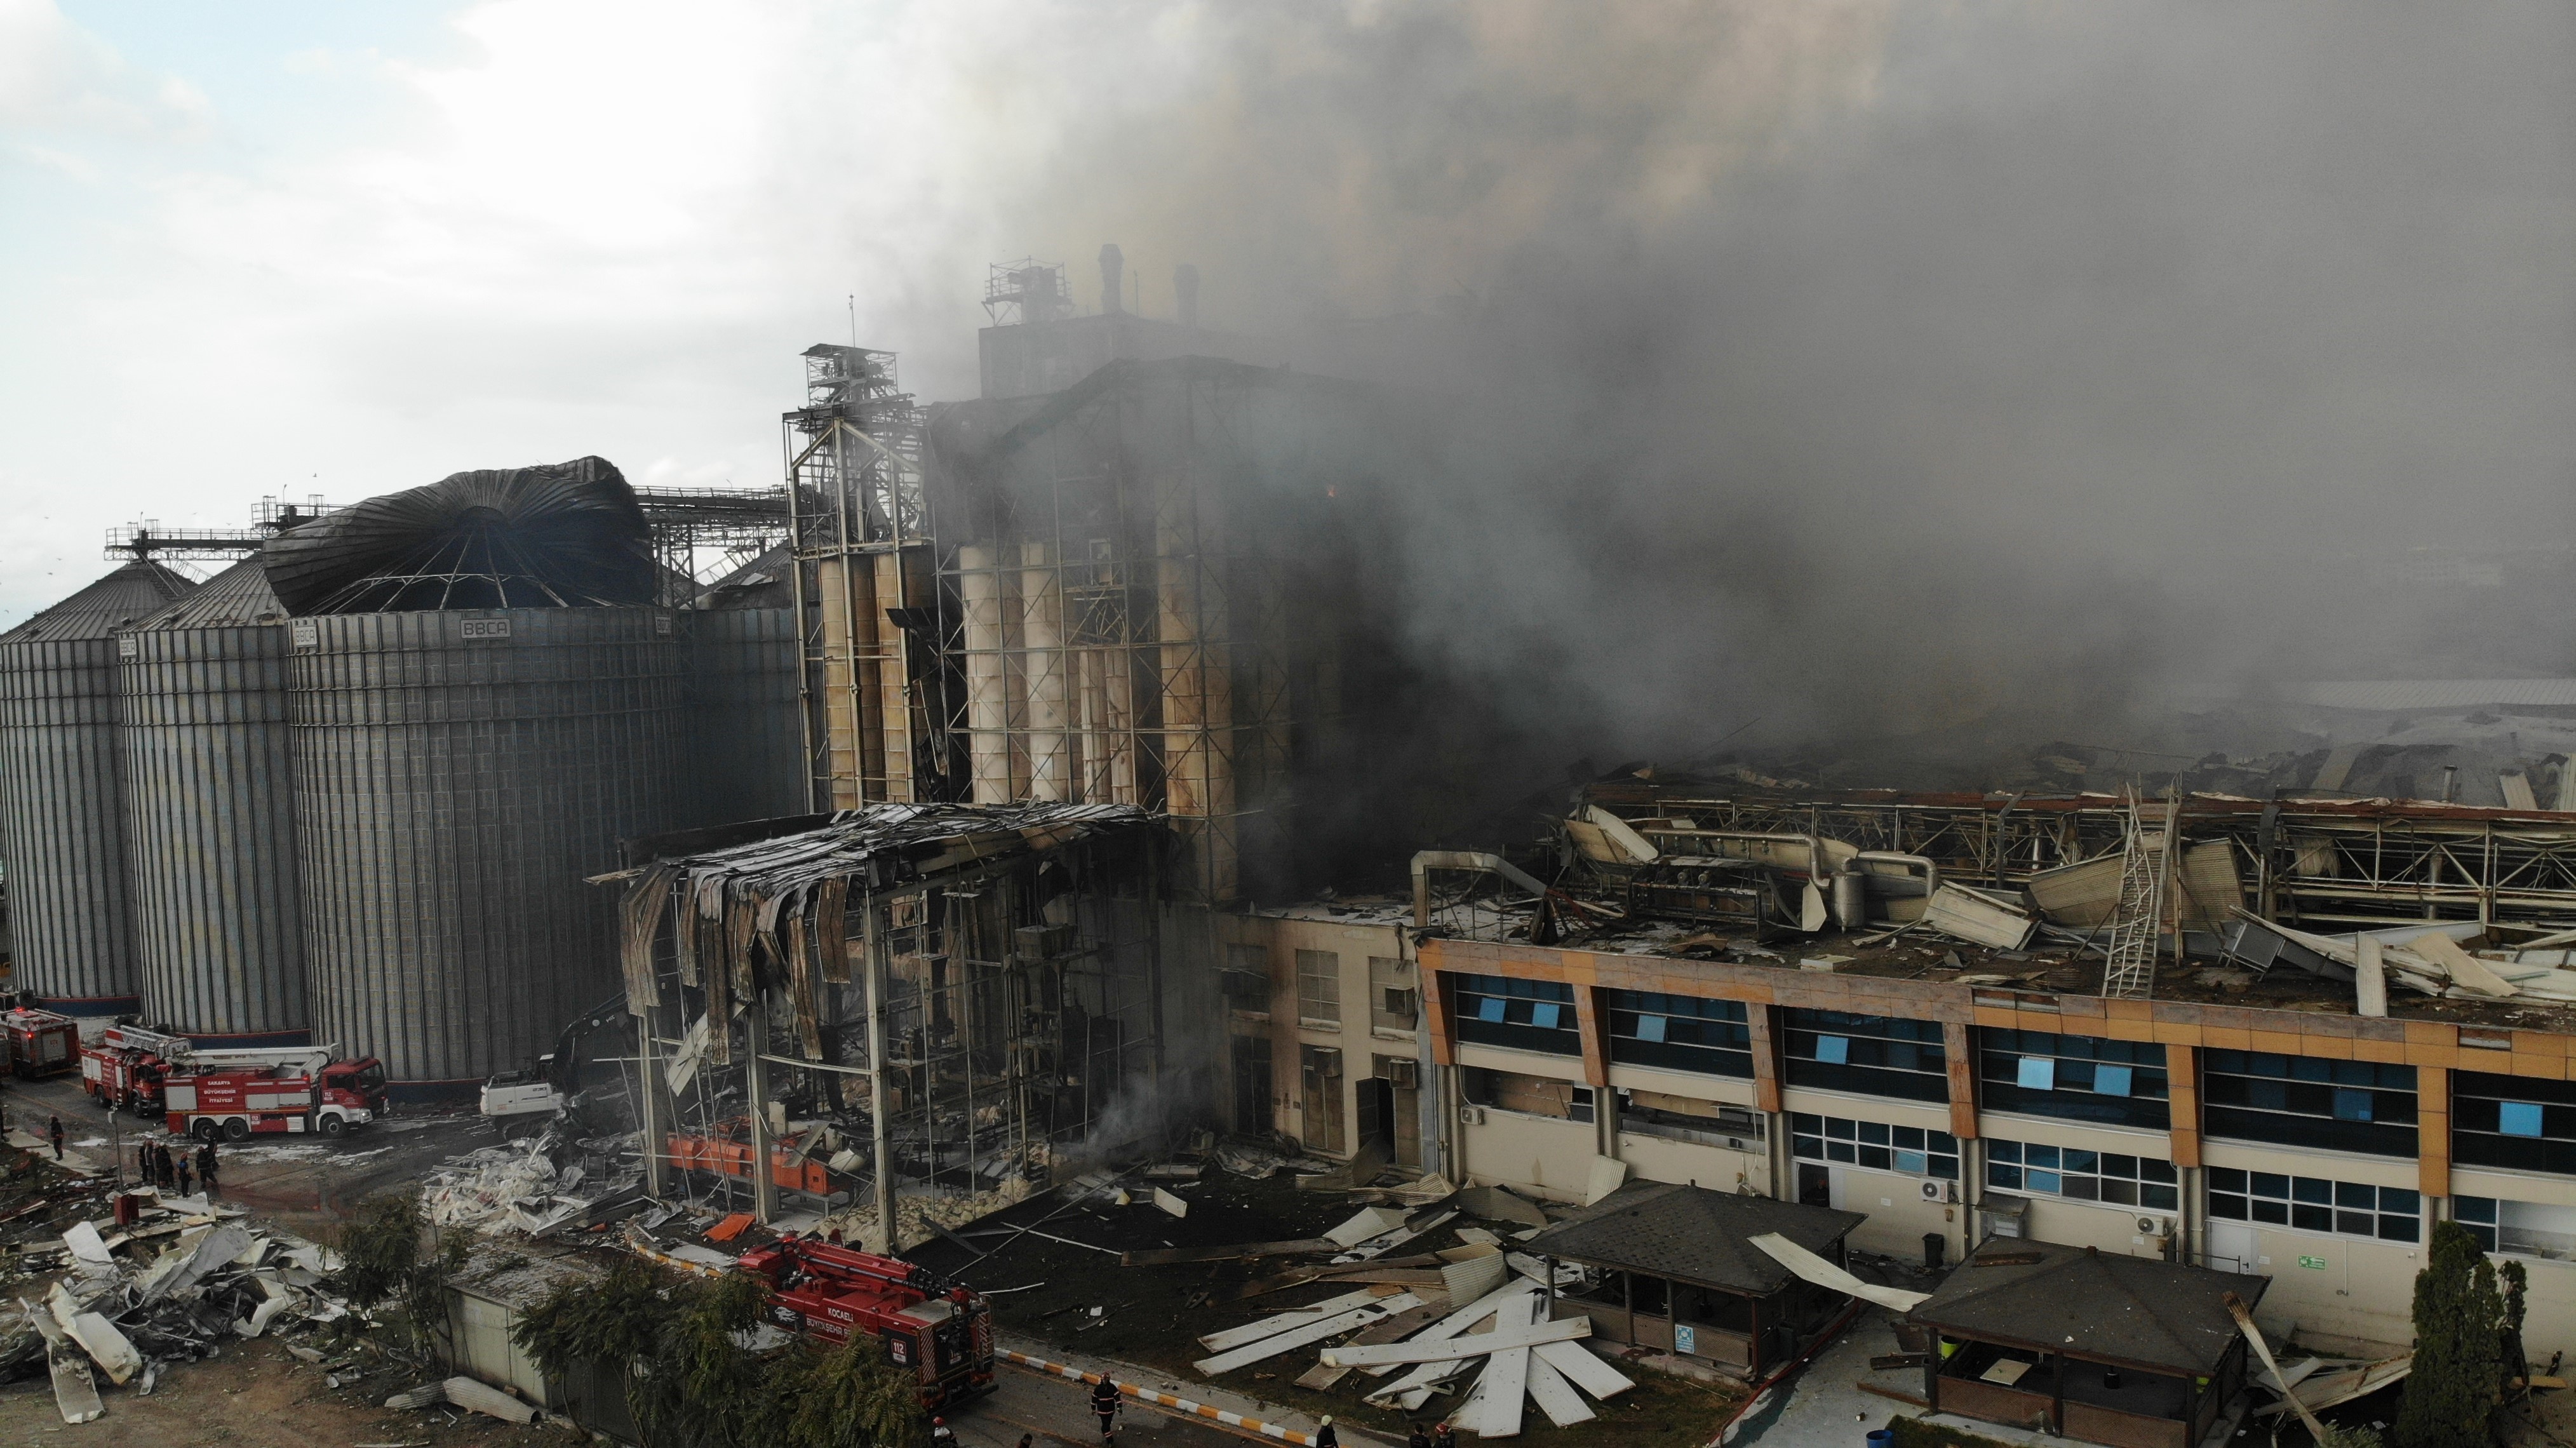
[1523,1181,1865,1296]
[1909,1238,2267,1376]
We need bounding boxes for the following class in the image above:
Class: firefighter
[931,1418,956,1448]
[1432,1422,1456,1448]
[1317,1416,1338,1448]
[198,1142,220,1198]
[175,1153,194,1198]
[46,1115,62,1161]
[1408,1425,1433,1448]
[1090,1376,1122,1440]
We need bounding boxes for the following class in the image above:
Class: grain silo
[686,544,811,822]
[117,559,307,1042]
[0,560,197,1012]
[267,459,688,1092]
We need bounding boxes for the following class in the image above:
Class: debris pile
[422,1127,643,1235]
[0,1185,354,1426]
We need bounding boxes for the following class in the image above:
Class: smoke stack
[1099,244,1125,314]
[1175,263,1200,329]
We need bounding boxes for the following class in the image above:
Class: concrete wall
[1221,909,1416,1162]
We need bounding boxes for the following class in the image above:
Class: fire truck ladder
[2098,794,2176,1002]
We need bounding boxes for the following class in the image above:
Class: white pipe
[1855,850,1940,898]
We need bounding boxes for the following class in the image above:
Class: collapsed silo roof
[0,561,198,644]
[260,456,655,615]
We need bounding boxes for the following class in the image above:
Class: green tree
[2397,1219,2505,1448]
[332,1189,467,1365]
[782,1331,932,1448]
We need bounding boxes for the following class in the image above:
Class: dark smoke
[995,3,2576,786]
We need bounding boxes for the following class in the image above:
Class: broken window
[1605,989,1752,1078]
[2453,1070,2576,1176]
[1223,943,1271,1010]
[2453,1196,2576,1259]
[1465,1066,1594,1122]
[2202,1050,2417,1158]
[1781,1009,1948,1103]
[1451,973,1580,1056]
[1368,956,1417,1030]
[1976,1028,2169,1129]
[1296,949,1341,1024]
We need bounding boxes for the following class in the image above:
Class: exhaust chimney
[1099,244,1125,314]
[1175,263,1200,329]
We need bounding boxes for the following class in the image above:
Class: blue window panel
[1636,1014,1668,1043]
[1529,1002,1562,1029]
[2027,1144,2061,1169]
[1989,1163,2023,1190]
[2017,1057,2055,1090]
[1477,996,1506,1022]
[2333,1089,2374,1123]
[1816,1036,1851,1065]
[2502,1102,2546,1138]
[2095,1064,2133,1097]
[2029,1171,2062,1194]
[1990,1140,2023,1165]
[1895,1150,1927,1175]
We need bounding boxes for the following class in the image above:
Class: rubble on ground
[0,1143,366,1427]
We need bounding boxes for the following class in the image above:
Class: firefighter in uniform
[1090,1377,1122,1440]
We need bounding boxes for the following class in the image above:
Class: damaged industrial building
[7,248,2576,1448]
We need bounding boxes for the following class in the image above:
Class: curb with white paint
[1001,1347,1345,1448]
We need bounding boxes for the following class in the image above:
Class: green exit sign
[2298,1256,2328,1270]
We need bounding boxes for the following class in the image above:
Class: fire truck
[164,1056,390,1141]
[734,1238,995,1408]
[81,1026,335,1116]
[3,1009,79,1080]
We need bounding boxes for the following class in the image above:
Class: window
[1451,974,1581,1056]
[1222,944,1271,1010]
[1782,1010,1949,1103]
[1604,990,1753,1078]
[1465,1067,1594,1123]
[2453,1071,2576,1176]
[1368,956,1418,1031]
[1617,1089,1765,1148]
[1296,949,1341,1025]
[2454,1197,2576,1260]
[2207,1168,2419,1242]
[1792,1112,1958,1178]
[1977,1029,2170,1129]
[1986,1139,2178,1210]
[2201,1050,2418,1158]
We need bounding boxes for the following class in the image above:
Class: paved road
[955,1365,1254,1448]
[0,1066,495,1235]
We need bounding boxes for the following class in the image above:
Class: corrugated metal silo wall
[0,638,139,1009]
[290,608,687,1087]
[119,623,307,1040]
[686,607,812,824]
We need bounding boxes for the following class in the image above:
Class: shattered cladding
[117,560,310,1043]
[0,561,198,1014]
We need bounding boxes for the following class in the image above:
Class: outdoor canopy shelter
[1909,1239,2267,1448]
[1525,1180,1865,1375]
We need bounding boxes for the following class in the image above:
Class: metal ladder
[2099,794,2175,1000]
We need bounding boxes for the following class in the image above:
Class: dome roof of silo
[0,561,199,644]
[131,557,286,631]
[260,456,654,615]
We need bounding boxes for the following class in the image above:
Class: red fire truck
[3,1009,79,1080]
[164,1057,389,1141]
[734,1238,996,1408]
[82,1026,337,1116]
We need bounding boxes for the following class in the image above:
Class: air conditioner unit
[1461,1106,1487,1125]
[1385,1059,1420,1090]
[1918,1178,1956,1203]
[2136,1215,2173,1238]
